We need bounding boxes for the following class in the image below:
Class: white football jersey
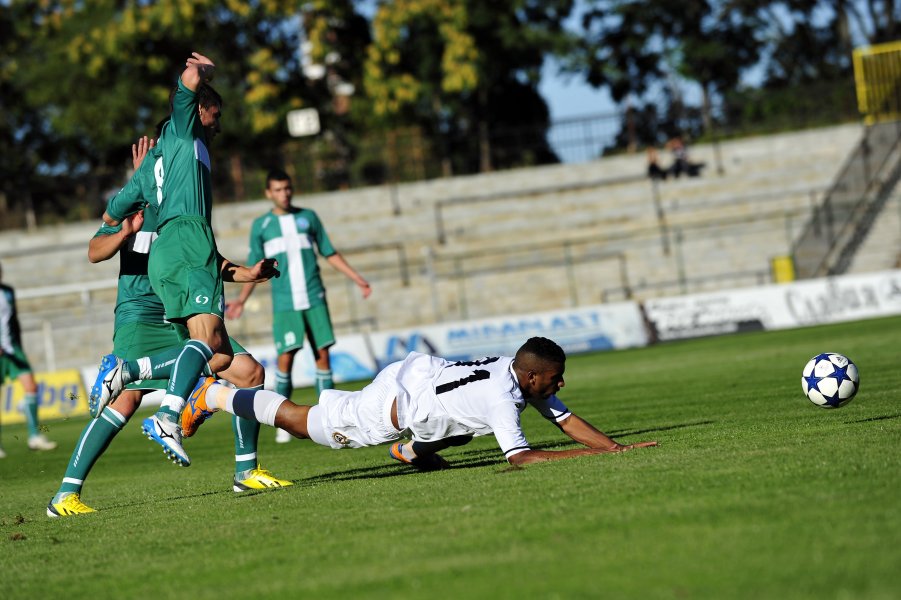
[395,352,571,458]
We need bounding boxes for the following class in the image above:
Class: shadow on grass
[608,419,715,438]
[298,446,508,483]
[96,423,713,508]
[846,413,901,424]
[95,451,501,510]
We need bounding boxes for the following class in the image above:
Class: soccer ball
[801,353,859,408]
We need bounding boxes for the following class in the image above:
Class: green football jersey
[154,79,213,229]
[247,207,336,311]
[99,146,166,328]
[106,146,163,222]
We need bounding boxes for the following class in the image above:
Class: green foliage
[2,316,901,597]
[362,0,575,174]
[575,1,762,102]
[8,0,310,209]
[574,0,879,151]
[365,0,480,118]
[720,78,860,136]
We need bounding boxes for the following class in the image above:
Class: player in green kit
[226,169,371,442]
[0,262,57,457]
[90,53,278,467]
[48,138,290,517]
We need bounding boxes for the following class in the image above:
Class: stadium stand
[4,121,900,371]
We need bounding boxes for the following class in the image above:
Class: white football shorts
[314,361,404,449]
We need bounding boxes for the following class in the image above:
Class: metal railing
[791,119,901,278]
[432,172,647,244]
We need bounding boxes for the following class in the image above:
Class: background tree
[1,0,884,228]
[14,0,310,215]
[1,3,36,228]
[290,1,372,190]
[572,0,883,151]
[572,0,761,149]
[364,0,576,177]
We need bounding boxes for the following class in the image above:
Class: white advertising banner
[365,303,649,370]
[643,269,901,341]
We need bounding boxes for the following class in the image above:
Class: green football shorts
[273,303,335,354]
[148,217,224,320]
[0,343,33,382]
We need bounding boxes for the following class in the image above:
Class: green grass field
[2,316,900,599]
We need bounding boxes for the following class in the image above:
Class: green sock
[232,386,262,475]
[55,406,127,499]
[275,370,292,399]
[24,392,39,437]
[157,340,213,420]
[315,369,333,396]
[124,345,184,381]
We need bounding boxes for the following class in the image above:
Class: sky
[540,58,616,121]
[539,57,623,163]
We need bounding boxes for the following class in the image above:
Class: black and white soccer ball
[801,353,860,408]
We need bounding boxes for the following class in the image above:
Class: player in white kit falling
[181,337,657,468]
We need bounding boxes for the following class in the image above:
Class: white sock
[160,394,186,417]
[204,384,283,428]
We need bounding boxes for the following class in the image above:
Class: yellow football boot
[233,466,294,493]
[47,493,96,518]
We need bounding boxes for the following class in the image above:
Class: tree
[0,3,58,229]
[293,1,373,190]
[572,0,761,147]
[364,0,576,176]
[12,0,311,216]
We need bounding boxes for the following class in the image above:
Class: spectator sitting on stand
[666,136,705,178]
[647,147,667,181]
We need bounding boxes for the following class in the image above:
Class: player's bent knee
[222,355,264,388]
[245,359,265,388]
[208,352,233,374]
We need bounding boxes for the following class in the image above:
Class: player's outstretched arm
[506,414,657,466]
[225,282,257,319]
[558,413,657,452]
[104,137,154,228]
[325,253,372,298]
[220,256,279,283]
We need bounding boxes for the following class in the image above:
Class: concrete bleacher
[5,121,894,371]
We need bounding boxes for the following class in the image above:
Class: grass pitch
[2,316,900,599]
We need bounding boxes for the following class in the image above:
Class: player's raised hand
[132,136,155,170]
[186,52,215,80]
